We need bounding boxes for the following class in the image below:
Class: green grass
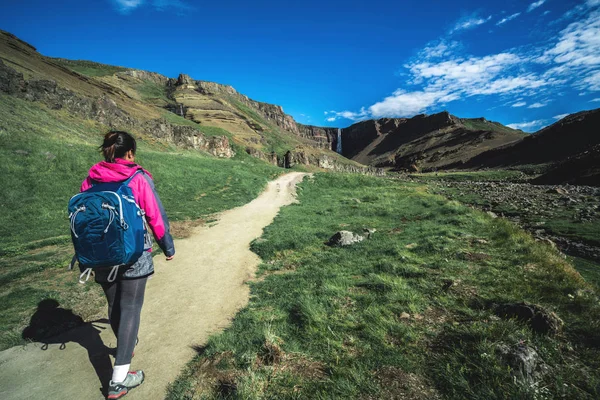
[168,173,600,400]
[52,58,129,77]
[569,256,600,289]
[431,181,600,250]
[544,219,600,247]
[134,80,171,104]
[161,111,236,139]
[0,93,281,350]
[461,119,520,134]
[227,97,300,155]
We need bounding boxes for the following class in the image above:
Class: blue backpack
[69,170,146,283]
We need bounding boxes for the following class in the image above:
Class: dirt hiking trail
[0,172,309,400]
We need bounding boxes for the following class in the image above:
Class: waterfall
[336,128,342,154]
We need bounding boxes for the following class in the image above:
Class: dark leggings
[100,277,148,365]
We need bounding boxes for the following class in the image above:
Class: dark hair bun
[99,131,137,162]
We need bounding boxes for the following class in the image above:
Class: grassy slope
[460,119,520,135]
[0,93,281,349]
[52,58,129,77]
[168,173,599,400]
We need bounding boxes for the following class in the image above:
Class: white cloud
[330,3,600,123]
[543,9,600,69]
[450,14,491,34]
[419,40,461,59]
[507,120,548,131]
[111,0,191,13]
[583,70,600,91]
[152,0,192,11]
[528,0,546,12]
[497,13,521,26]
[112,0,144,13]
[528,102,547,108]
[368,90,451,118]
[325,108,370,122]
[553,113,569,119]
[591,98,600,102]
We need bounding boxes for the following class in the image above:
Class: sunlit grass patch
[169,173,600,399]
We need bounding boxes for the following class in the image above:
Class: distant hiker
[76,131,175,399]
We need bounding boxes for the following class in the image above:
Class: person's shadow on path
[22,299,113,397]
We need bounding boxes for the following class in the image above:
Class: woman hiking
[80,131,175,399]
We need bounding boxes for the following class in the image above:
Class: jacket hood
[87,158,152,183]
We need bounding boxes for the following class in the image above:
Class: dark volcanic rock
[497,342,547,385]
[496,302,563,335]
[0,59,25,94]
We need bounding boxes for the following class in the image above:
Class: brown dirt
[0,172,309,400]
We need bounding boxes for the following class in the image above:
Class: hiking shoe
[107,370,145,399]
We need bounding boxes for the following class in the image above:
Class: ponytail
[99,131,137,162]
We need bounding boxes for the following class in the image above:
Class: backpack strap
[123,169,144,185]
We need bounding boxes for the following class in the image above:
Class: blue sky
[1,0,599,131]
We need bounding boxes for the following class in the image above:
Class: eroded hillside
[339,111,526,171]
[0,29,373,174]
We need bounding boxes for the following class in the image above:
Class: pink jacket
[81,158,175,257]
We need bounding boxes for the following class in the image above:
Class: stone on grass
[497,342,547,386]
[326,231,364,247]
[363,228,377,238]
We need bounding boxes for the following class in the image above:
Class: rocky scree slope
[339,111,526,171]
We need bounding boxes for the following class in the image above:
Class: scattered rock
[441,279,454,291]
[405,243,418,249]
[496,302,563,335]
[486,211,498,218]
[497,342,547,386]
[399,312,411,319]
[14,149,29,156]
[363,228,377,238]
[351,198,361,204]
[43,151,56,161]
[547,187,569,195]
[326,231,364,247]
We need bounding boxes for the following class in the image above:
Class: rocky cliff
[0,55,234,157]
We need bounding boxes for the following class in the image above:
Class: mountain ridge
[3,28,596,183]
